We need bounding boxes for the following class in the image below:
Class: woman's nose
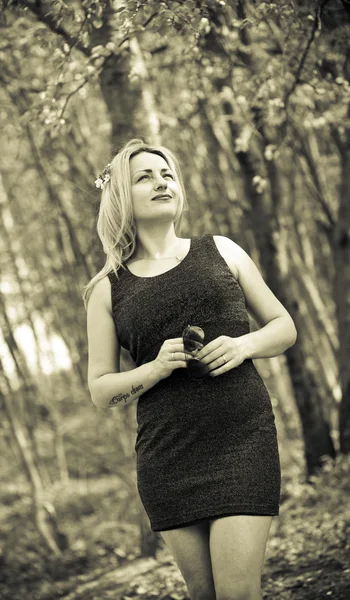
[154,176,167,189]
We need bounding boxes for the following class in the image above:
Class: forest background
[0,0,350,599]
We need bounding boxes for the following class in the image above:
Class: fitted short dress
[107,233,281,532]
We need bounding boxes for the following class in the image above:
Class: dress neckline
[124,237,194,280]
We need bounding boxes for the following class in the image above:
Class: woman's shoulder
[211,234,242,252]
[88,275,113,314]
[211,235,241,280]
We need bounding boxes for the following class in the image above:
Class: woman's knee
[160,520,216,600]
[209,515,269,600]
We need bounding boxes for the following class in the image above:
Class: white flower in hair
[95,163,112,190]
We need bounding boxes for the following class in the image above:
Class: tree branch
[283,0,331,110]
[18,0,91,57]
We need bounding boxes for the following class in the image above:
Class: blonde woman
[84,138,297,600]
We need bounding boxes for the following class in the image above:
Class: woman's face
[129,151,181,226]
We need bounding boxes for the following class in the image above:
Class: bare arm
[86,277,163,409]
[214,235,297,358]
[89,362,163,409]
[86,276,189,409]
[194,237,297,377]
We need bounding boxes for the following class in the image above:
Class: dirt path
[57,541,350,600]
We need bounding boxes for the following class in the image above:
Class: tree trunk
[291,117,350,451]
[99,46,154,148]
[258,355,301,443]
[332,120,350,453]
[129,37,162,145]
[261,157,337,474]
[0,383,66,554]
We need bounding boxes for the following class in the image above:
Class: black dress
[107,233,281,532]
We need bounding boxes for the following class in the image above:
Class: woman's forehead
[130,152,169,174]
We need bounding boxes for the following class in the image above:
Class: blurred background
[0,1,350,599]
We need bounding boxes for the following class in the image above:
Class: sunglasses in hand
[182,325,210,381]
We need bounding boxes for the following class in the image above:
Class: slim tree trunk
[129,36,162,145]
[262,156,337,473]
[0,380,65,555]
[99,47,154,147]
[332,120,350,452]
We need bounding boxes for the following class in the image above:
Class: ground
[0,455,349,600]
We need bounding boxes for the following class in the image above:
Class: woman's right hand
[153,338,192,380]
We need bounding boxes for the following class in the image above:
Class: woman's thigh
[159,519,216,600]
[209,515,272,599]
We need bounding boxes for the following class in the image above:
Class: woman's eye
[137,173,173,181]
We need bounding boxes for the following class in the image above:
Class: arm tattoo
[109,393,128,406]
[109,383,144,406]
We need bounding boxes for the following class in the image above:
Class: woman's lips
[152,194,172,200]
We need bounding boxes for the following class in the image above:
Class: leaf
[92,18,103,29]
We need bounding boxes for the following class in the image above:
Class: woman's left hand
[194,335,247,377]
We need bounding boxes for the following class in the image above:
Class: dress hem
[151,503,280,532]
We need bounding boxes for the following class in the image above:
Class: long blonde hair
[82,138,189,309]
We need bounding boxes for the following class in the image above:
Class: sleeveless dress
[107,233,281,532]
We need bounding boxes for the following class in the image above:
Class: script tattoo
[131,384,143,395]
[109,393,129,405]
[109,383,144,406]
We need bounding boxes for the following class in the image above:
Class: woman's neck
[134,226,181,260]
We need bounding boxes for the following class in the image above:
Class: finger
[163,342,190,354]
[209,365,226,376]
[196,339,221,360]
[170,350,193,361]
[169,342,195,355]
[173,343,194,354]
[176,352,194,360]
[169,338,188,344]
[197,346,224,364]
[210,358,236,376]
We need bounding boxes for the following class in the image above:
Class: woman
[84,138,297,600]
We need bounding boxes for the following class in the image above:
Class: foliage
[2,1,349,139]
